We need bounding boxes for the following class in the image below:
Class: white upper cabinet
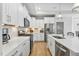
[30,17,36,28]
[72,14,79,33]
[17,4,31,27]
[44,17,55,23]
[0,3,31,26]
[1,3,18,25]
[2,3,11,24]
[23,6,28,18]
[17,4,24,26]
[9,4,18,25]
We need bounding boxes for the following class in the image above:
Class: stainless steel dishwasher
[55,41,70,56]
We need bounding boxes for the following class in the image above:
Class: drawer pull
[23,43,26,46]
[12,51,18,56]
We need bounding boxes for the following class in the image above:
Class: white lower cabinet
[7,43,24,56]
[33,33,44,41]
[0,47,2,56]
[47,35,55,56]
[22,40,30,56]
[50,38,55,56]
[7,48,21,56]
[33,33,38,41]
[39,33,44,41]
[47,35,51,49]
[7,39,30,56]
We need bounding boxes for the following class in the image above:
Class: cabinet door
[23,6,28,18]
[30,17,36,28]
[33,33,38,41]
[47,35,55,56]
[33,33,42,41]
[16,43,24,56]
[44,17,55,23]
[50,38,55,56]
[44,17,50,23]
[7,48,19,56]
[38,33,44,41]
[0,47,2,56]
[0,29,2,56]
[17,4,24,27]
[2,3,18,25]
[41,33,44,41]
[49,17,54,23]
[22,40,30,56]
[47,35,51,49]
[0,28,2,45]
[48,38,51,52]
[37,20,44,28]
[22,42,26,56]
[25,41,30,56]
[8,3,18,25]
[2,3,11,24]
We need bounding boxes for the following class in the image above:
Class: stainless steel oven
[55,41,70,56]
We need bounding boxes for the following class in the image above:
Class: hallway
[30,41,51,56]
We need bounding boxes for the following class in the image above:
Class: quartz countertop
[2,36,30,56]
[47,34,79,53]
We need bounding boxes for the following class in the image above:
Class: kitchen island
[47,34,79,56]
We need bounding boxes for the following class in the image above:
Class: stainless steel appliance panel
[55,41,70,56]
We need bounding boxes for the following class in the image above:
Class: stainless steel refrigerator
[44,23,54,42]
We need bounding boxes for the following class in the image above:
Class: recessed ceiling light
[38,8,40,10]
[58,14,62,17]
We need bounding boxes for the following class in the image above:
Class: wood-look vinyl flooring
[30,41,51,56]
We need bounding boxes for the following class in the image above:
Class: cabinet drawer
[7,48,18,56]
[6,39,30,56]
[7,42,23,56]
[10,50,23,56]
[23,40,30,56]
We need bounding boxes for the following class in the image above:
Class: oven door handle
[56,44,67,52]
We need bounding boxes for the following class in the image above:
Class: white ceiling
[23,3,73,17]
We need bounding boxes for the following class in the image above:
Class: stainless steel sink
[53,36,65,39]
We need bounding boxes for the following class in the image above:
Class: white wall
[55,14,72,36]
[64,17,72,36]
[72,13,79,36]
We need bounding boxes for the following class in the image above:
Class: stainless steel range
[55,41,70,56]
